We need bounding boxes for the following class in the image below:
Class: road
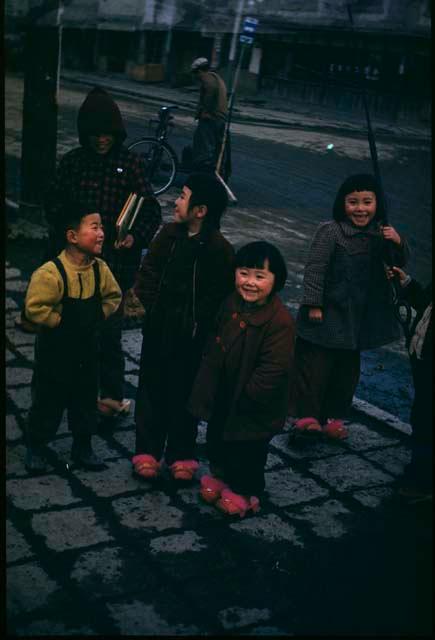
[6,75,432,421]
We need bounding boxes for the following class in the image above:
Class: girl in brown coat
[188,241,295,517]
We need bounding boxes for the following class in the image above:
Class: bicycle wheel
[128,137,178,196]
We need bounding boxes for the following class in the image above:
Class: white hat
[191,57,209,71]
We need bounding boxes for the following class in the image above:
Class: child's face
[89,133,114,155]
[71,213,104,256]
[174,186,205,230]
[344,190,377,227]
[235,259,275,306]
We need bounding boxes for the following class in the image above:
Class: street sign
[242,17,258,34]
[239,34,254,45]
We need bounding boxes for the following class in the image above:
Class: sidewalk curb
[352,397,412,435]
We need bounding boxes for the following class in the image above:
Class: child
[388,266,432,501]
[132,173,235,481]
[188,241,295,517]
[292,173,409,439]
[24,201,122,472]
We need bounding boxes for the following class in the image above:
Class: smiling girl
[188,241,295,517]
[292,173,409,440]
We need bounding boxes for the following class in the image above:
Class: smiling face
[344,190,377,227]
[235,259,275,306]
[89,133,114,155]
[70,213,105,256]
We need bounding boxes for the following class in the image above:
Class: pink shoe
[322,419,349,440]
[200,475,228,504]
[216,489,260,518]
[293,416,322,433]
[132,454,160,479]
[170,459,199,481]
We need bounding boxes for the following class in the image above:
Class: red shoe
[293,416,322,433]
[322,419,348,440]
[132,454,160,479]
[200,475,228,504]
[170,459,199,481]
[216,489,260,518]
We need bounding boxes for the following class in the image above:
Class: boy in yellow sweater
[24,201,122,472]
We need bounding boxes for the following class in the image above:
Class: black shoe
[25,448,51,473]
[71,445,106,470]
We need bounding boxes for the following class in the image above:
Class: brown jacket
[196,71,228,121]
[188,292,296,441]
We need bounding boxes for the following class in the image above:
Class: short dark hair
[55,199,100,244]
[333,173,385,223]
[235,241,288,293]
[183,172,228,230]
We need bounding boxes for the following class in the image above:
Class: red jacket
[188,291,296,441]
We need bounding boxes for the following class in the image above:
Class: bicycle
[128,105,179,196]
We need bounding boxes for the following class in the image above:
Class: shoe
[216,489,260,518]
[71,444,106,470]
[169,459,199,481]
[200,475,228,504]
[15,310,38,333]
[132,453,161,479]
[97,398,131,418]
[322,419,348,440]
[25,448,50,473]
[293,416,322,433]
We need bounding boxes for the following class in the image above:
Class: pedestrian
[188,241,295,518]
[292,173,409,439]
[132,173,235,482]
[191,57,228,173]
[41,86,162,418]
[387,266,432,502]
[24,200,122,473]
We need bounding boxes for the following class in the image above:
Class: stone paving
[6,258,423,636]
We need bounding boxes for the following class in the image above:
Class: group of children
[23,93,431,514]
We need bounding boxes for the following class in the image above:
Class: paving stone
[31,507,113,552]
[75,459,143,498]
[124,359,139,372]
[149,530,207,554]
[6,349,16,362]
[7,562,62,616]
[6,267,22,279]
[7,475,82,510]
[353,486,395,508]
[125,374,139,387]
[242,626,290,635]
[112,493,184,532]
[13,620,97,636]
[6,328,36,345]
[266,469,329,507]
[7,444,31,477]
[288,499,351,538]
[106,599,199,635]
[8,386,32,411]
[112,429,135,455]
[121,330,142,362]
[309,454,394,492]
[272,432,347,459]
[343,422,400,451]
[265,452,286,469]
[6,366,33,386]
[231,513,304,547]
[5,279,28,292]
[177,484,223,517]
[6,315,17,328]
[48,434,119,463]
[218,606,271,631]
[364,445,411,476]
[6,520,33,563]
[6,414,22,442]
[196,421,207,445]
[16,345,35,361]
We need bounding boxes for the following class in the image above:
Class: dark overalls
[26,258,103,450]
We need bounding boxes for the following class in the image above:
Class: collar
[227,292,282,327]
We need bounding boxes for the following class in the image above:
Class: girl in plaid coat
[292,174,409,439]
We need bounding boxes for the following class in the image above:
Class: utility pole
[19,1,69,219]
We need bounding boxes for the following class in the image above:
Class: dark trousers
[405,357,432,490]
[207,432,270,497]
[99,301,125,401]
[26,333,98,449]
[134,350,199,464]
[192,118,225,172]
[293,337,361,424]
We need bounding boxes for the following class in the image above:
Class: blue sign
[239,34,254,45]
[242,17,258,34]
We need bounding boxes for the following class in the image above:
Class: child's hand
[308,307,323,322]
[387,265,408,283]
[380,225,401,245]
[115,234,135,249]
